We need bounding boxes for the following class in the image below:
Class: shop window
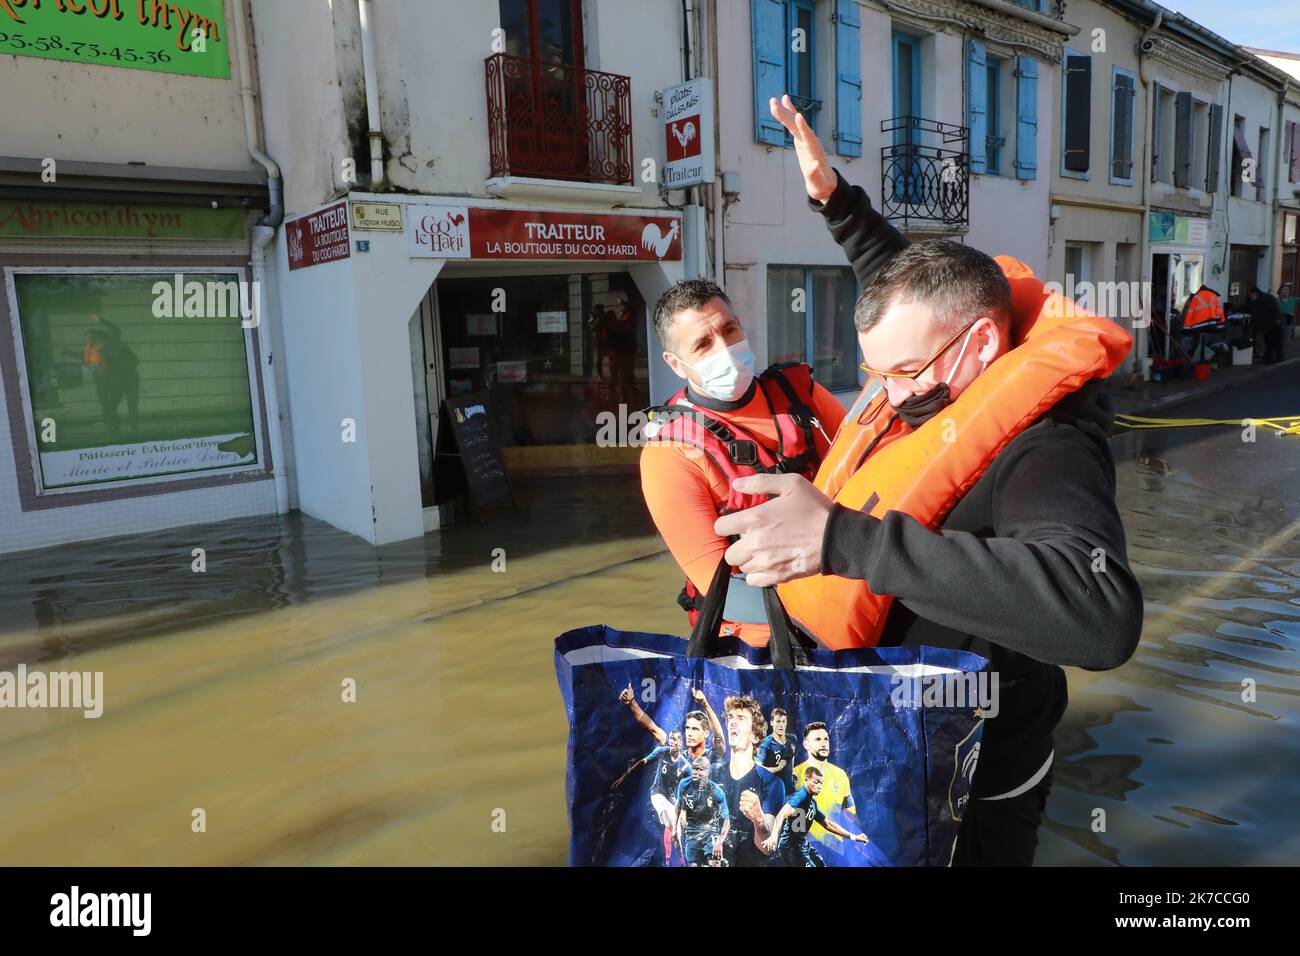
[435,272,647,448]
[8,270,261,494]
[766,266,859,391]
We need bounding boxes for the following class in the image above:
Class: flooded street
[2,376,1298,866]
[1040,373,1300,866]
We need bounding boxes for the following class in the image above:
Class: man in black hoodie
[714,96,1144,866]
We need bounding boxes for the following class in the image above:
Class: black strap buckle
[728,440,758,466]
[677,586,703,613]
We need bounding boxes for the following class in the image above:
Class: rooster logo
[448,212,465,228]
[287,224,304,264]
[640,220,681,259]
[671,120,698,150]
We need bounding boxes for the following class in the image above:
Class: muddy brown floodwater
[1,376,1297,865]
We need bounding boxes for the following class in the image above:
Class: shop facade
[0,195,281,554]
[0,0,283,555]
[274,194,685,545]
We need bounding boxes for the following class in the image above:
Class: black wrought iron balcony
[484,52,633,185]
[880,116,969,230]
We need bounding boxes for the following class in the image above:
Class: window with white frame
[767,266,859,391]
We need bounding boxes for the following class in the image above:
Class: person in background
[640,278,845,645]
[1277,281,1296,332]
[607,298,639,410]
[590,304,613,382]
[1247,286,1285,364]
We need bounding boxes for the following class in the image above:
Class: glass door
[891,32,922,204]
[498,0,587,179]
[1169,252,1204,359]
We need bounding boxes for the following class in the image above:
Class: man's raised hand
[769,94,837,202]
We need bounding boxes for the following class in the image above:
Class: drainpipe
[232,0,289,515]
[1136,12,1162,372]
[359,0,385,188]
[708,0,724,286]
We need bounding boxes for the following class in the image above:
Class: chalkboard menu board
[434,391,513,509]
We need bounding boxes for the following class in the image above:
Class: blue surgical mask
[681,339,756,402]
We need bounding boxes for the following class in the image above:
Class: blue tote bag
[554,560,989,867]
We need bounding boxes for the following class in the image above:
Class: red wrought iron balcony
[484,52,633,186]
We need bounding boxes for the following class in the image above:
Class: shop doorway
[1227,245,1261,311]
[1149,250,1203,359]
[413,270,649,512]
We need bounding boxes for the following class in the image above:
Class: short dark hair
[723,694,768,744]
[803,721,828,739]
[803,766,824,780]
[855,240,1011,335]
[653,277,732,350]
[683,710,708,731]
[771,707,787,719]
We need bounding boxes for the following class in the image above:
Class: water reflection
[1039,391,1300,866]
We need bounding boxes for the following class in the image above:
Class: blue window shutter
[752,0,787,146]
[833,0,862,157]
[967,40,988,174]
[1015,55,1038,180]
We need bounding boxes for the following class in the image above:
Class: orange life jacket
[643,363,830,627]
[1182,287,1225,331]
[775,257,1132,650]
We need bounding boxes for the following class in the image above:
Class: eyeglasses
[858,320,978,382]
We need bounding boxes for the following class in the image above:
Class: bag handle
[685,557,804,670]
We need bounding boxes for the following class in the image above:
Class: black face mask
[891,382,952,428]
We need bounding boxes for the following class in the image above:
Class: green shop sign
[0,199,246,239]
[1148,211,1209,246]
[0,0,228,78]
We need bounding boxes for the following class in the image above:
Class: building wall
[1225,70,1280,264]
[716,0,1060,390]
[256,0,683,215]
[251,0,691,543]
[250,0,354,217]
[0,1,286,555]
[0,243,279,554]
